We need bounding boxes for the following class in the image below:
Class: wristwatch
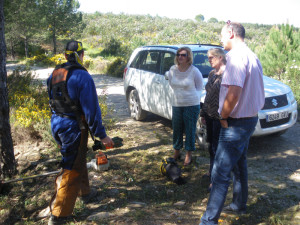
[219,115,228,120]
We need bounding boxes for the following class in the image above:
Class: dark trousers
[204,115,221,176]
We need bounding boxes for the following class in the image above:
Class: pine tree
[38,0,82,54]
[258,24,299,80]
[0,0,16,178]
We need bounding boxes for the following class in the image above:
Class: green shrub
[87,56,109,74]
[106,57,126,77]
[284,61,300,104]
[26,54,54,67]
[7,67,52,143]
[7,66,113,144]
[25,53,92,69]
[101,38,122,56]
[83,56,92,69]
[49,54,67,65]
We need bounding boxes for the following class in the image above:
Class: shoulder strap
[48,63,88,130]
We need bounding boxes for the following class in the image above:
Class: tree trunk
[53,27,56,55]
[24,36,28,58]
[0,0,16,178]
[10,39,15,60]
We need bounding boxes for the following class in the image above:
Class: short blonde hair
[207,48,226,65]
[175,47,193,65]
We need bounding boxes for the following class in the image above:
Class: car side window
[130,51,147,69]
[160,52,175,75]
[193,51,211,78]
[139,51,160,73]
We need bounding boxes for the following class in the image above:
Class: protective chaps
[49,126,89,217]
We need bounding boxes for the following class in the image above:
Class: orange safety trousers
[49,125,90,217]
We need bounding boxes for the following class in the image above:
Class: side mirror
[165,71,169,80]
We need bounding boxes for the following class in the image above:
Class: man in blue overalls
[47,41,114,224]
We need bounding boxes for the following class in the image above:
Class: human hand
[200,117,206,125]
[220,119,228,128]
[101,136,114,149]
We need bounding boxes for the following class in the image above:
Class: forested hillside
[4,2,300,101]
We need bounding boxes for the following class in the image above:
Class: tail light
[123,67,128,80]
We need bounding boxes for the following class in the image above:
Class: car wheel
[128,89,147,120]
[196,116,209,151]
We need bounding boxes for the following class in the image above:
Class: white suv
[123,44,298,148]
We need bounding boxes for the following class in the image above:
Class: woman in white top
[167,47,203,166]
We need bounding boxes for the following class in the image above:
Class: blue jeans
[172,105,200,151]
[200,116,258,225]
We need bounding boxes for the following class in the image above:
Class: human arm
[69,70,107,138]
[194,67,203,91]
[219,85,242,128]
[78,74,115,147]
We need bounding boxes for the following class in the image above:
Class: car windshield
[193,51,213,78]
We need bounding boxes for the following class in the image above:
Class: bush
[7,67,52,143]
[49,54,67,65]
[283,61,300,104]
[106,57,127,77]
[83,56,93,69]
[101,38,122,56]
[26,54,54,67]
[25,53,92,69]
[87,57,110,74]
[7,66,113,144]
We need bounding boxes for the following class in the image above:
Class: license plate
[266,111,289,122]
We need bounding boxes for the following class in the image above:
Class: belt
[228,115,258,120]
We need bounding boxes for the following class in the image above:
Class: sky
[78,0,300,28]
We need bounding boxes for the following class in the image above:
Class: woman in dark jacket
[200,48,226,189]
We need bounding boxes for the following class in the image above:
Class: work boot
[48,214,71,225]
[79,187,98,203]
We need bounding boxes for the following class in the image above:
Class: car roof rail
[184,43,222,47]
[142,44,222,48]
[142,45,179,50]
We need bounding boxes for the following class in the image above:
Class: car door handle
[155,80,161,84]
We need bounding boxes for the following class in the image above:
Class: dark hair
[226,21,245,39]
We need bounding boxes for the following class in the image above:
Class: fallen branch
[2,170,60,184]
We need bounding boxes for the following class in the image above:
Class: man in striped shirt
[200,21,265,224]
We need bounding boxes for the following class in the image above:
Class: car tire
[128,89,147,120]
[196,116,209,151]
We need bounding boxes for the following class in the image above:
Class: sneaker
[79,187,98,203]
[48,215,71,225]
[223,205,246,215]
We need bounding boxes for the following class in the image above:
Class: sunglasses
[176,53,187,57]
[226,20,232,27]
